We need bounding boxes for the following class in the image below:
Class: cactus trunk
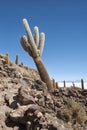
[34,56,53,91]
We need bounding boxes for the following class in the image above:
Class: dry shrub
[57,99,86,124]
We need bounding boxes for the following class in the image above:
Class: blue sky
[0,0,87,81]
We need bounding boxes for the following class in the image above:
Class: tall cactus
[20,18,53,91]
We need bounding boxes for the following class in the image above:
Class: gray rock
[18,86,35,105]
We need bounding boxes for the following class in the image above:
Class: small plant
[57,99,86,124]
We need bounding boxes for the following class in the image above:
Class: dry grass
[57,99,86,124]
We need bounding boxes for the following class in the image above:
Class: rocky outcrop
[0,55,87,130]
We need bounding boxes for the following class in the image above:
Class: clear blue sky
[0,0,87,81]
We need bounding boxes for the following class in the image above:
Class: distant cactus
[63,80,66,88]
[81,79,84,90]
[52,78,56,89]
[15,54,18,65]
[72,82,75,87]
[21,62,24,66]
[5,53,9,57]
[20,18,53,91]
[52,78,58,89]
[4,53,11,65]
[0,53,4,58]
[56,82,58,88]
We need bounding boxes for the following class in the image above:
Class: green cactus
[20,18,53,91]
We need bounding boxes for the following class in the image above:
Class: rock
[0,58,6,64]
[26,121,31,130]
[82,90,87,96]
[34,80,46,91]
[26,104,40,113]
[5,93,18,109]
[9,105,29,124]
[0,70,8,77]
[13,126,19,130]
[0,55,87,130]
[18,86,35,105]
[9,104,40,124]
[0,122,7,130]
[38,98,45,106]
[34,110,43,118]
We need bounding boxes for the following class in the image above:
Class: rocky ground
[0,54,87,130]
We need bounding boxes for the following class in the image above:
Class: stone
[0,55,87,130]
[18,86,35,105]
[26,121,31,130]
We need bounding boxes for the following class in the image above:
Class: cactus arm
[23,19,37,57]
[38,33,45,56]
[34,56,53,91]
[20,36,32,56]
[34,26,39,47]
[20,36,29,52]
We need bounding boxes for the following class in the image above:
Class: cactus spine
[20,18,53,91]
